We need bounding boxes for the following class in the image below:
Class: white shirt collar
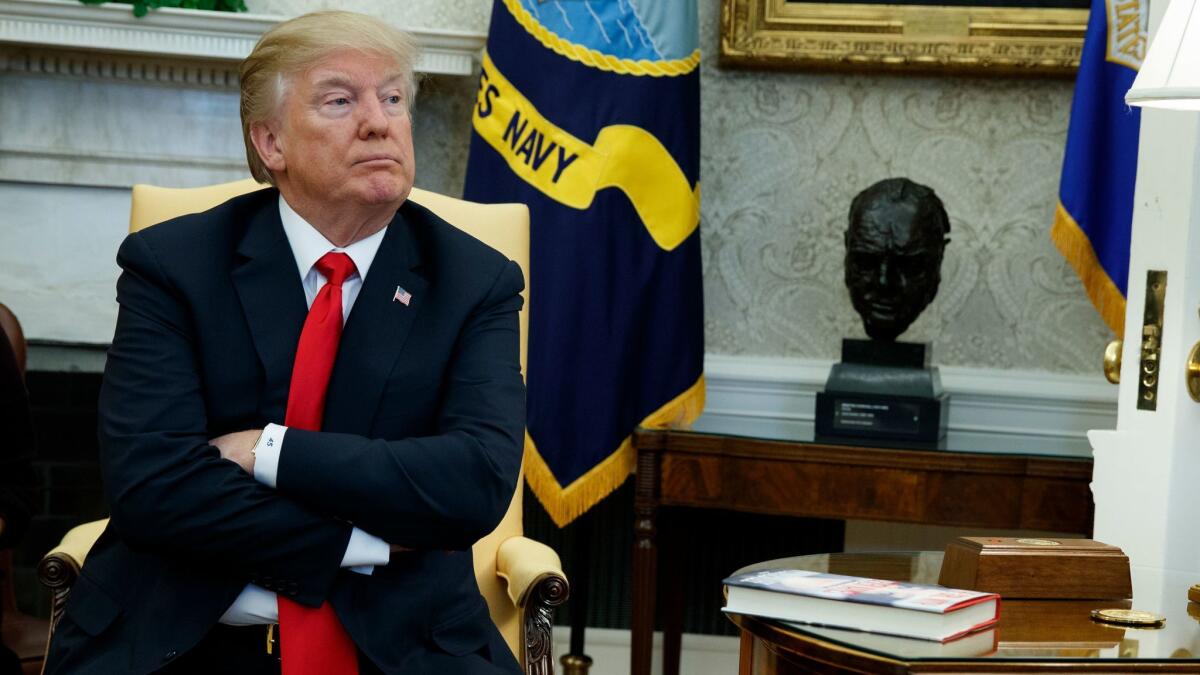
[278,195,387,281]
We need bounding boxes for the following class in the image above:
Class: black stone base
[841,338,928,369]
[815,391,948,444]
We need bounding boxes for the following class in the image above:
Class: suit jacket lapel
[324,207,429,433]
[231,196,309,424]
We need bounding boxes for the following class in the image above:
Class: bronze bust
[844,178,951,342]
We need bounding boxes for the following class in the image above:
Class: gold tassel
[524,375,706,527]
[1051,203,1127,337]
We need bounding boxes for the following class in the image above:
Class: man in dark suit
[44,11,525,675]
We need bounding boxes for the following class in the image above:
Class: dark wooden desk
[630,429,1095,675]
[727,552,1200,673]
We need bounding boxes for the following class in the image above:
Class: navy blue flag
[463,0,705,525]
[1052,0,1147,336]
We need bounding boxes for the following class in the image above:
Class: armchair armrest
[38,518,108,632]
[496,536,569,674]
[496,536,567,607]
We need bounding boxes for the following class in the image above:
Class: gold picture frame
[720,0,1089,76]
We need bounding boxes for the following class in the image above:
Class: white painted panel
[0,72,246,188]
[0,182,128,343]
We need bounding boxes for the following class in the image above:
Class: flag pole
[560,511,594,674]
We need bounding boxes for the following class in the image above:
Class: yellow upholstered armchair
[38,179,568,674]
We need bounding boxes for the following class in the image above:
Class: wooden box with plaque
[939,537,1132,600]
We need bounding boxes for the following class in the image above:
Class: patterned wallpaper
[694,4,1111,373]
[257,0,1112,374]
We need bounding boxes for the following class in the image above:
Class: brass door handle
[1104,339,1122,384]
[1187,341,1200,402]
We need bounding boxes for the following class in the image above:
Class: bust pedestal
[815,339,948,444]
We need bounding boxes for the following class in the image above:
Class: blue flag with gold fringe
[1052,0,1147,336]
[463,0,705,526]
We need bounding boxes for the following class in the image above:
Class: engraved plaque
[832,400,921,434]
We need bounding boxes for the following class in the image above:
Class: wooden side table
[727,552,1200,674]
[630,429,1095,675]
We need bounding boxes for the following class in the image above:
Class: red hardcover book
[723,568,1000,642]
[796,624,999,658]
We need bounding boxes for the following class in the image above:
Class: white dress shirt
[219,196,392,625]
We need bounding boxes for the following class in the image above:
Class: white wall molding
[698,354,1117,455]
[1,46,241,87]
[0,0,486,78]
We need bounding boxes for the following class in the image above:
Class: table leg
[738,631,753,675]
[661,510,683,675]
[631,448,660,675]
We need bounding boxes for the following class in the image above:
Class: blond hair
[239,11,420,185]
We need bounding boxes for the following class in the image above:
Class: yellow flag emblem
[472,51,700,252]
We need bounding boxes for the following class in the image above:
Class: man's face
[844,202,945,341]
[262,50,415,212]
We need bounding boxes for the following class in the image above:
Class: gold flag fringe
[524,375,706,527]
[1051,202,1127,337]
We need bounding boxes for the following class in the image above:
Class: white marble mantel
[0,0,486,76]
[0,0,485,346]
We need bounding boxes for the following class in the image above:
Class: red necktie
[278,251,359,675]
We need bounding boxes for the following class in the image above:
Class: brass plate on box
[1137,270,1167,411]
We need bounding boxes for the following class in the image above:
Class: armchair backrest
[129,179,531,659]
[0,302,25,616]
[0,302,25,378]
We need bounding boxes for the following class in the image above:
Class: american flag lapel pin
[393,285,412,306]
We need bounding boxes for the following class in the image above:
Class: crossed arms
[99,230,525,605]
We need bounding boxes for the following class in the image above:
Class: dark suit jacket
[44,189,526,675]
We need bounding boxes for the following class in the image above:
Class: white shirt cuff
[219,584,278,625]
[342,527,390,575]
[251,423,287,488]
